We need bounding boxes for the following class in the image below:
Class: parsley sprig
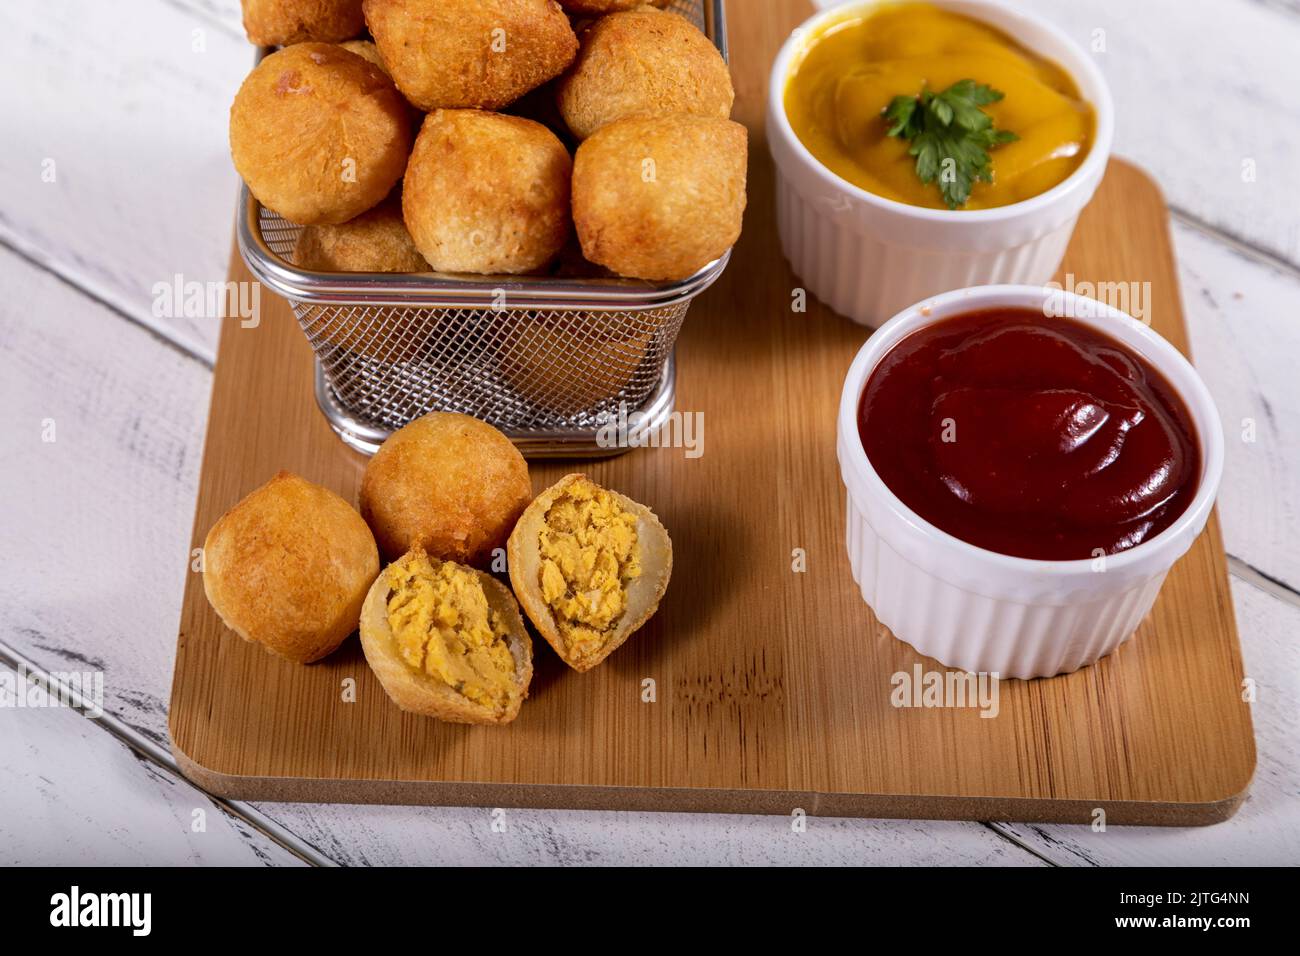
[882,79,1018,209]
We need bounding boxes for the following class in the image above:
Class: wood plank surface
[992,577,1299,864]
[168,0,1255,825]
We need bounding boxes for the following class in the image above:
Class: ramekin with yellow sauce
[768,0,1113,326]
[785,3,1095,210]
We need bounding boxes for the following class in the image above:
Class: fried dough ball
[362,0,578,110]
[360,412,533,566]
[203,471,379,664]
[403,110,572,274]
[293,194,431,361]
[558,0,670,14]
[230,44,412,225]
[508,474,672,671]
[240,0,366,46]
[293,193,429,273]
[360,547,532,724]
[558,7,734,140]
[572,114,748,280]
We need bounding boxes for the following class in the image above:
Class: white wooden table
[1,0,1296,866]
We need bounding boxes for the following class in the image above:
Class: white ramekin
[769,0,1115,328]
[837,286,1224,679]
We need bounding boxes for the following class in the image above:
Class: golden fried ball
[558,0,670,14]
[360,412,534,566]
[403,110,572,274]
[293,193,431,362]
[572,114,748,280]
[558,7,733,140]
[359,547,533,724]
[230,44,412,226]
[203,471,379,664]
[293,193,429,273]
[507,473,673,672]
[363,0,578,111]
[240,0,366,46]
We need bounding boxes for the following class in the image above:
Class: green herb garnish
[882,79,1019,209]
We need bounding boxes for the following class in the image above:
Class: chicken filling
[385,550,515,711]
[538,479,641,664]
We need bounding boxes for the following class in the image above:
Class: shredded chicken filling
[386,551,515,710]
[538,479,641,663]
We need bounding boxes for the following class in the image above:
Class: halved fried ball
[293,192,429,273]
[508,473,672,672]
[572,114,748,280]
[360,547,532,724]
[230,44,412,226]
[363,0,578,110]
[240,0,366,46]
[403,110,572,274]
[558,0,670,14]
[203,471,379,664]
[558,7,734,140]
[360,412,533,566]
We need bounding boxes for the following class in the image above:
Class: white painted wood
[3,0,1299,866]
[0,0,253,362]
[991,577,1300,866]
[1174,221,1300,591]
[262,803,1045,866]
[0,665,303,866]
[0,252,212,752]
[174,0,245,34]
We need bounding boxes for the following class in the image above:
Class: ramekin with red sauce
[837,286,1223,678]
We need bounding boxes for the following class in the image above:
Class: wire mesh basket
[237,0,729,457]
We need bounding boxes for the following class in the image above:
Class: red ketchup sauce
[857,308,1201,560]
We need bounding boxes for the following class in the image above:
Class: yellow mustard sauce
[784,2,1095,209]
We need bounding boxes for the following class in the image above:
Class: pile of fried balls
[230,0,748,282]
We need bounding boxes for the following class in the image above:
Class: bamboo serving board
[169,1,1254,825]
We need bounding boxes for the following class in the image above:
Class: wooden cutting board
[169,0,1255,825]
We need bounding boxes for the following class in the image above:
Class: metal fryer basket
[237,0,730,457]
